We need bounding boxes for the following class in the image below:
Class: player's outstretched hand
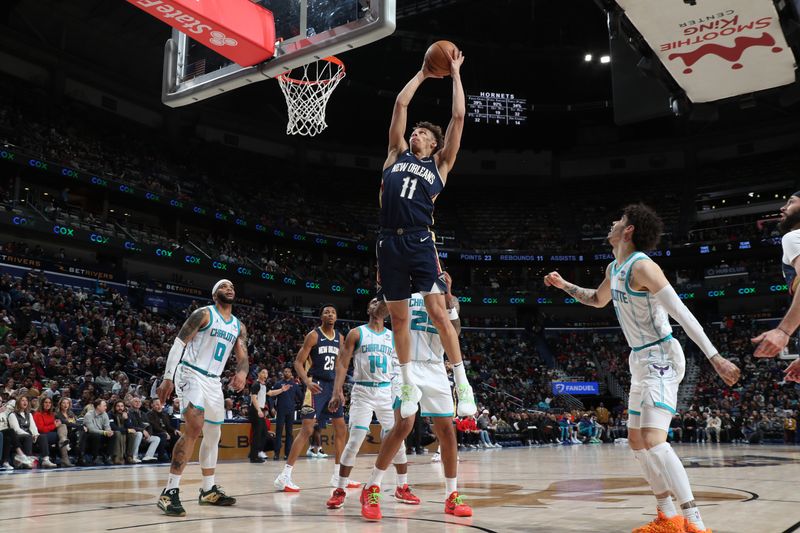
[421,64,443,80]
[752,329,790,357]
[306,380,323,395]
[710,355,741,387]
[450,49,464,77]
[784,359,800,383]
[230,370,247,392]
[156,379,174,405]
[543,271,566,289]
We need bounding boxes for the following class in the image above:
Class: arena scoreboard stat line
[467,91,527,126]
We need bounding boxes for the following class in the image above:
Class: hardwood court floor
[1,443,799,533]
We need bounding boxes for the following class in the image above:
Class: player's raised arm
[544,266,611,309]
[295,330,322,394]
[633,260,741,387]
[230,323,249,392]
[157,307,210,403]
[436,50,466,181]
[329,328,359,411]
[384,66,437,170]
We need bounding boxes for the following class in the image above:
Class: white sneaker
[399,383,422,419]
[1,462,13,470]
[306,448,318,458]
[494,443,502,448]
[132,457,142,464]
[14,454,33,469]
[274,473,300,492]
[258,451,267,459]
[431,453,441,463]
[316,450,328,458]
[42,457,57,468]
[141,455,157,462]
[455,383,477,417]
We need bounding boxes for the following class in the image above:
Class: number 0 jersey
[379,150,444,229]
[409,292,445,363]
[310,327,340,382]
[182,305,240,377]
[352,325,395,383]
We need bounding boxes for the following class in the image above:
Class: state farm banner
[616,0,797,102]
[126,0,275,67]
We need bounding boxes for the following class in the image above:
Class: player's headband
[793,191,800,199]
[212,279,233,297]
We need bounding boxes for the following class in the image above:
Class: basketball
[424,40,458,77]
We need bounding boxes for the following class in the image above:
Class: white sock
[367,466,386,489]
[333,462,340,475]
[282,464,293,478]
[445,477,457,498]
[166,474,181,490]
[657,496,678,518]
[400,363,412,387]
[397,473,408,487]
[337,475,349,489]
[332,473,340,486]
[202,475,215,492]
[647,443,695,505]
[452,362,468,387]
[682,506,705,530]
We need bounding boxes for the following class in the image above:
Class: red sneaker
[346,479,361,489]
[327,488,346,509]
[444,491,473,517]
[394,484,421,505]
[360,485,382,521]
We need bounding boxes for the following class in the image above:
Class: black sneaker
[249,457,265,464]
[158,488,186,517]
[198,484,236,506]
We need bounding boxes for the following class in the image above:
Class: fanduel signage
[552,382,600,395]
[617,0,795,102]
[126,0,275,66]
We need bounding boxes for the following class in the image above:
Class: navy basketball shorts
[376,230,447,301]
[302,379,343,428]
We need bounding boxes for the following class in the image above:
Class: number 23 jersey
[379,150,444,229]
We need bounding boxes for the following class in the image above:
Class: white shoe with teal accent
[399,383,422,419]
[455,383,477,417]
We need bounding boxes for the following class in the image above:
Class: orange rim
[278,56,345,86]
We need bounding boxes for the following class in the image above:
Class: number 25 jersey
[310,327,340,382]
[379,150,444,229]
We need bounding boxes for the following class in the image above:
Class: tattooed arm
[230,323,249,392]
[157,307,210,403]
[543,264,612,308]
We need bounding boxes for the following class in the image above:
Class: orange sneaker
[327,488,346,509]
[394,484,421,505]
[360,485,382,521]
[684,520,712,533]
[632,511,685,533]
[444,491,473,517]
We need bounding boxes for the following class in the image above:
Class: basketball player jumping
[325,298,420,510]
[752,191,800,382]
[545,204,740,533]
[361,48,476,520]
[274,304,357,492]
[156,279,246,517]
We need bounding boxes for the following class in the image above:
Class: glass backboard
[162,0,395,107]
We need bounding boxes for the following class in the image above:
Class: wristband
[447,307,459,320]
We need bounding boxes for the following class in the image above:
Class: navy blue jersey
[380,150,445,229]
[309,327,340,382]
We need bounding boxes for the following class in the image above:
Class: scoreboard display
[467,91,527,126]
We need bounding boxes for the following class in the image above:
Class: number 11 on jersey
[400,177,417,200]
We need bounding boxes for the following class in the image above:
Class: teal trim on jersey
[625,255,649,297]
[198,306,212,332]
[629,409,642,416]
[392,397,401,410]
[611,252,638,276]
[181,361,220,378]
[355,326,362,351]
[355,381,391,388]
[354,425,370,431]
[211,305,235,325]
[422,412,454,417]
[364,325,386,336]
[182,405,205,413]
[631,334,673,352]
[204,419,224,425]
[653,401,677,414]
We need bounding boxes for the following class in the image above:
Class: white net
[277,57,346,136]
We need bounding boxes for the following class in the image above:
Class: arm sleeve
[164,337,186,380]
[653,284,717,359]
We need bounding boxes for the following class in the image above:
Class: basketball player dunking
[325,298,420,510]
[545,204,740,533]
[360,50,476,521]
[156,279,246,517]
[274,304,356,492]
[752,191,800,382]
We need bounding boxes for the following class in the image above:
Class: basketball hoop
[277,56,345,136]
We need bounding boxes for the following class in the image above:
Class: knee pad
[341,428,367,467]
[392,441,407,465]
[200,422,221,469]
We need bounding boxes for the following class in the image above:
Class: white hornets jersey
[353,325,394,383]
[609,252,672,350]
[182,305,240,377]
[409,292,445,362]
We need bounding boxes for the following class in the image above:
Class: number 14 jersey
[379,150,444,229]
[352,325,395,383]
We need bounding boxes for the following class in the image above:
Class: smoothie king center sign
[617,0,796,102]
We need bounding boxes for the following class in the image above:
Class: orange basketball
[424,40,458,77]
